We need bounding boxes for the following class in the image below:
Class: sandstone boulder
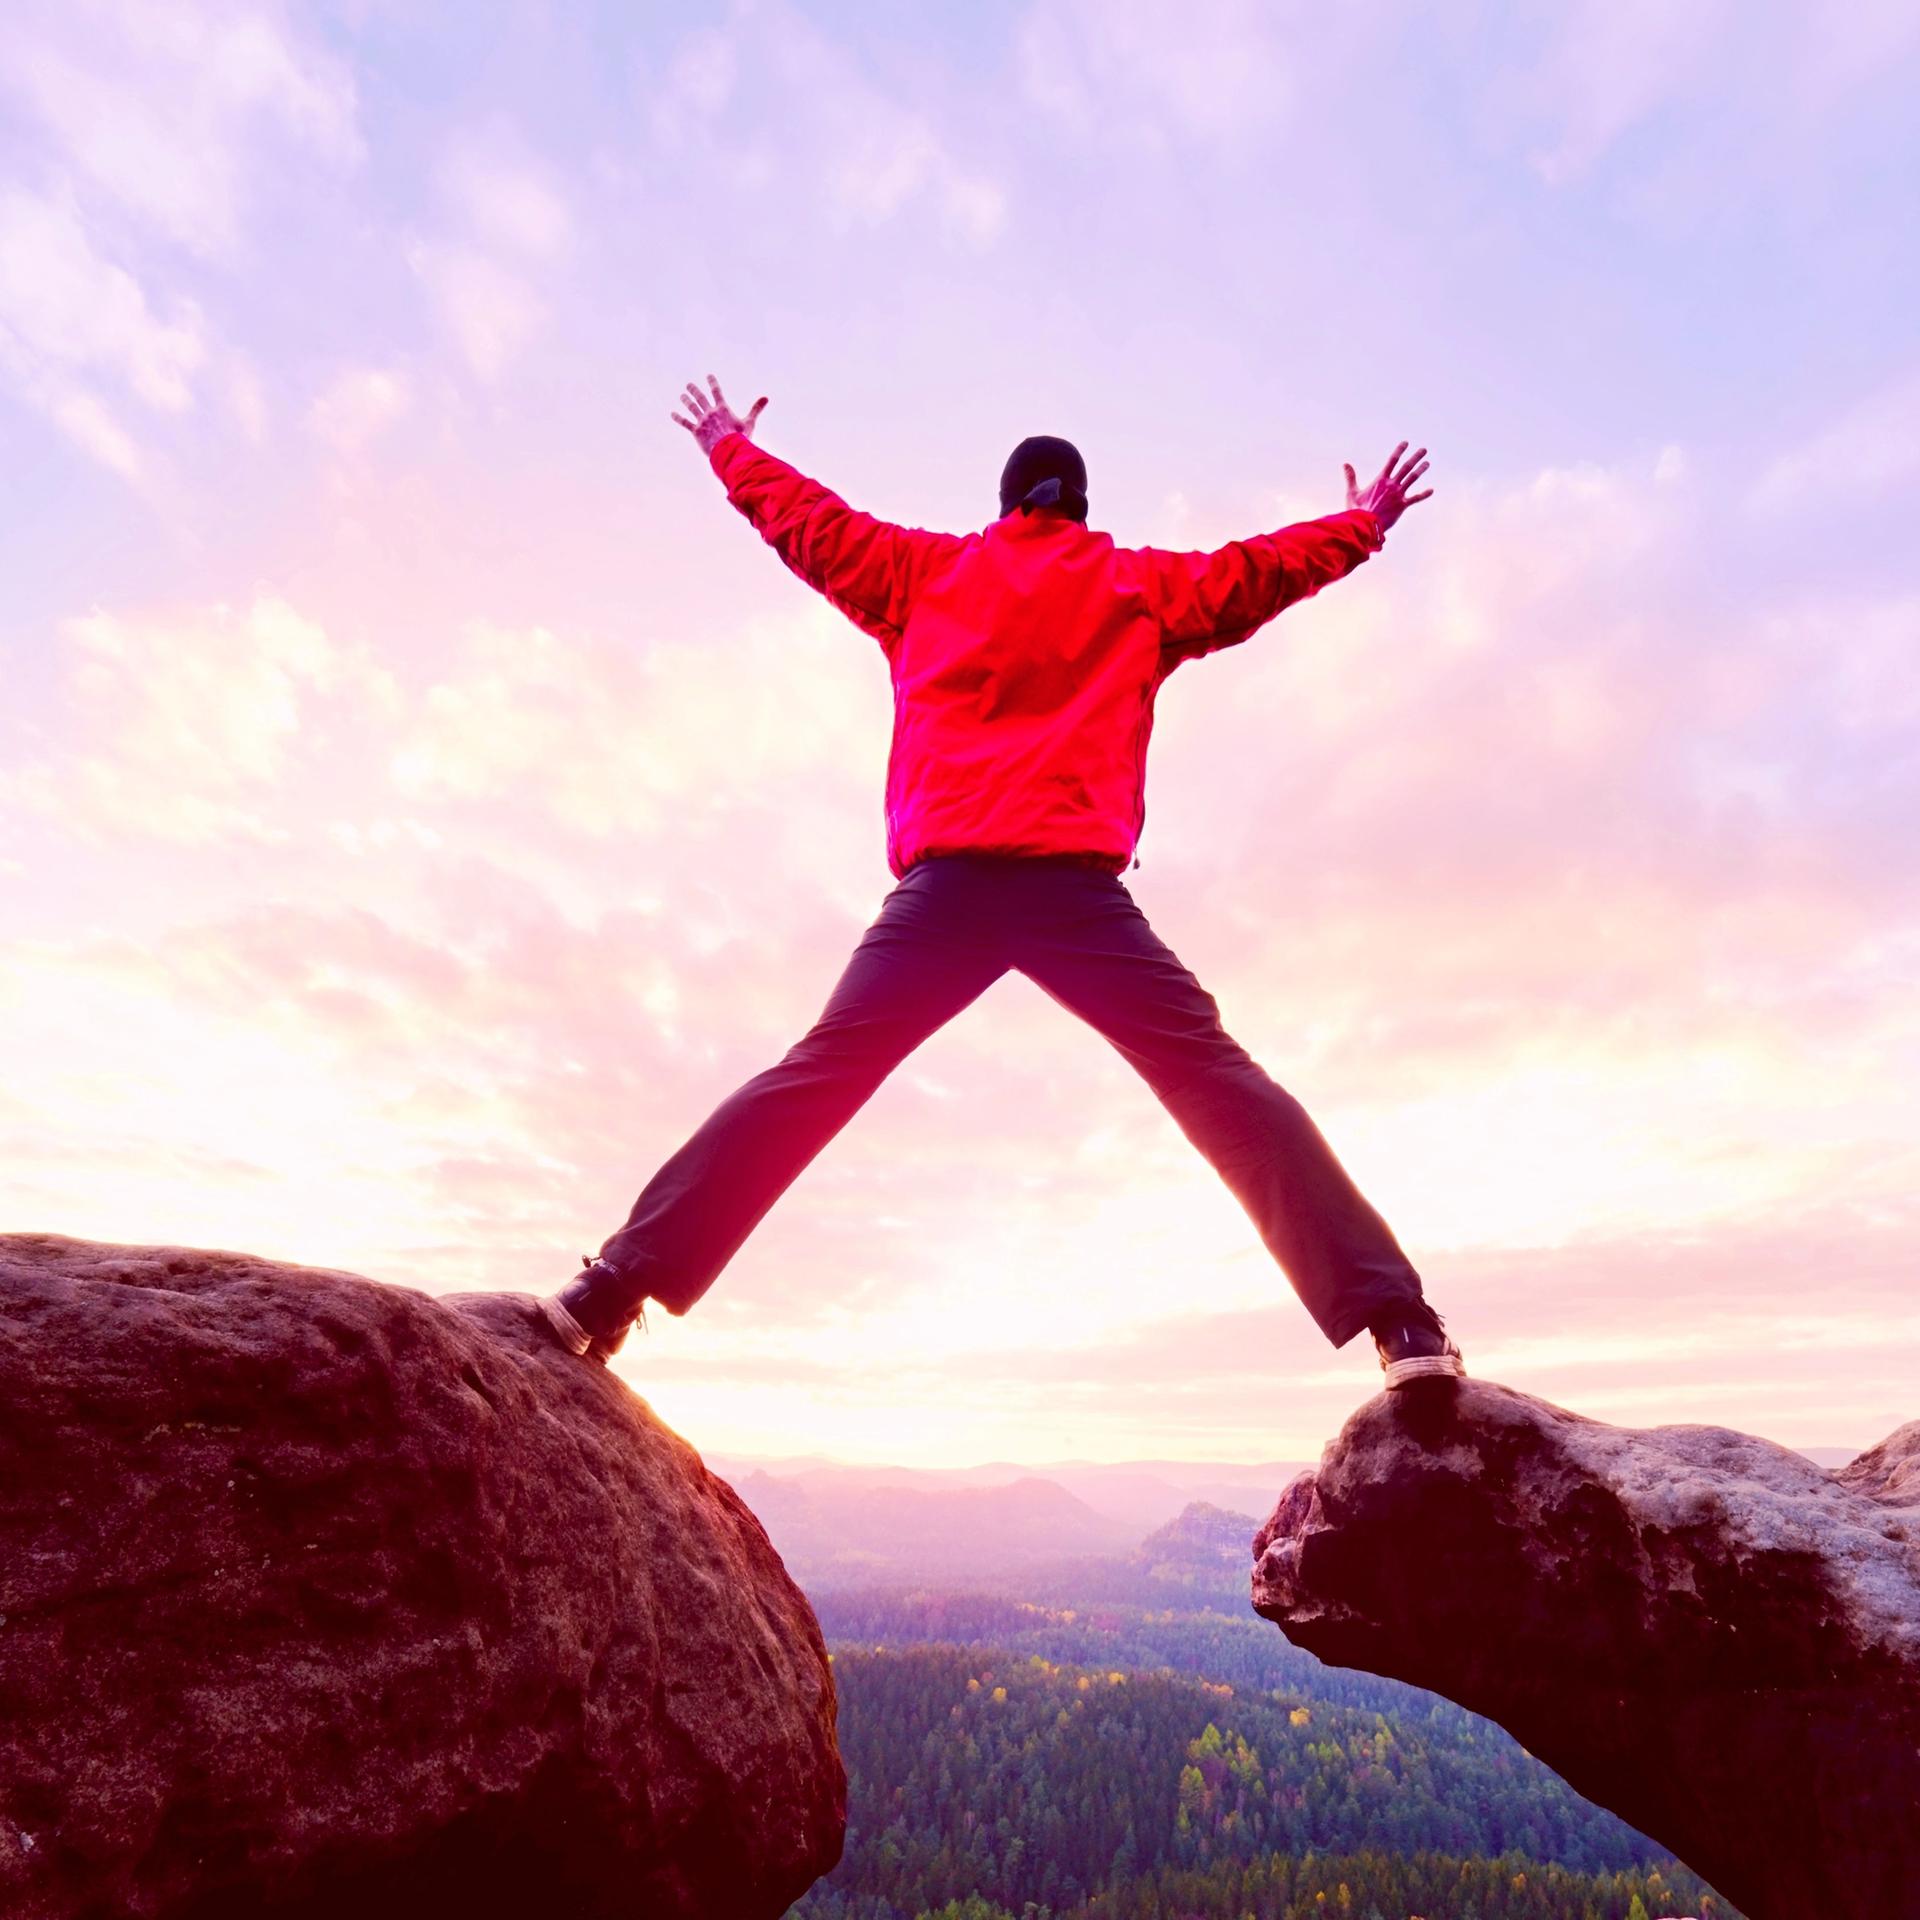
[0,1233,844,1920]
[1251,1379,1920,1920]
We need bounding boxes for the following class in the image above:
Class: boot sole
[538,1293,595,1358]
[1383,1352,1466,1389]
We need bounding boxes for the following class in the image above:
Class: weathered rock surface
[1251,1379,1920,1920]
[0,1233,844,1920]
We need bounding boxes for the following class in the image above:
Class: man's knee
[1151,1035,1263,1106]
[785,1013,917,1080]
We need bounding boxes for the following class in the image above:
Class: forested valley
[783,1584,1741,1920]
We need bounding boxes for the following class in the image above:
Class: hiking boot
[539,1255,644,1365]
[1370,1298,1466,1390]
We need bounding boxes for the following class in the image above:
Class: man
[542,374,1464,1393]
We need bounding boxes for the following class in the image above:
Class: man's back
[888,507,1158,876]
[705,428,1388,878]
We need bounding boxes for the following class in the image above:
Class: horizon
[703,1435,1872,1477]
[3,1,1917,1465]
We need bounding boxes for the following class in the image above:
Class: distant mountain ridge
[707,1453,1316,1538]
[712,1445,1866,1595]
[718,1453,1268,1597]
[724,1468,1138,1588]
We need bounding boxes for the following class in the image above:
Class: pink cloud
[6,406,1917,1465]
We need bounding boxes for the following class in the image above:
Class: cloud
[0,0,360,257]
[1747,365,1920,514]
[1494,0,1733,187]
[0,2,359,477]
[44,385,143,479]
[407,241,545,384]
[436,134,573,260]
[649,0,1006,248]
[656,24,737,119]
[7,569,892,891]
[1111,439,1920,1269]
[386,605,882,840]
[0,183,207,476]
[8,597,397,844]
[1144,438,1920,948]
[634,1204,1920,1461]
[1782,0,1920,114]
[407,129,574,383]
[306,365,410,453]
[0,2,1911,1468]
[0,187,205,408]
[7,400,1918,1459]
[819,114,1005,245]
[1015,0,1298,152]
[1479,0,1920,211]
[11,833,1915,1461]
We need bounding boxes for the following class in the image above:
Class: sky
[2,0,1917,1469]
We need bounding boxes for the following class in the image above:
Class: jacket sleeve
[1132,507,1387,672]
[708,430,965,658]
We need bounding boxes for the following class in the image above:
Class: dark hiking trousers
[594,852,1425,1345]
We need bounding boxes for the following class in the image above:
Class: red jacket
[708,429,1386,880]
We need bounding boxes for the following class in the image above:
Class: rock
[1250,1379,1920,1920]
[0,1234,844,1920]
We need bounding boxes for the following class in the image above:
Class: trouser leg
[596,862,1010,1317]
[1012,872,1424,1347]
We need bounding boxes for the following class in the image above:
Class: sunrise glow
[4,0,1916,1465]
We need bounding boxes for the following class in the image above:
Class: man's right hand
[1344,442,1433,532]
[672,373,769,456]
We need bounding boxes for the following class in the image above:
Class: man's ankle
[566,1256,644,1334]
[1367,1304,1413,1339]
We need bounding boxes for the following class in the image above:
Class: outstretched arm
[1140,441,1433,671]
[672,374,963,658]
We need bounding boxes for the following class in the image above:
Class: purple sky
[3,0,1917,1464]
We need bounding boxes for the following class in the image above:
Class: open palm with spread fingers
[1344,442,1433,532]
[672,374,769,456]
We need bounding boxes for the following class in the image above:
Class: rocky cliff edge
[0,1233,845,1920]
[1251,1378,1919,1920]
